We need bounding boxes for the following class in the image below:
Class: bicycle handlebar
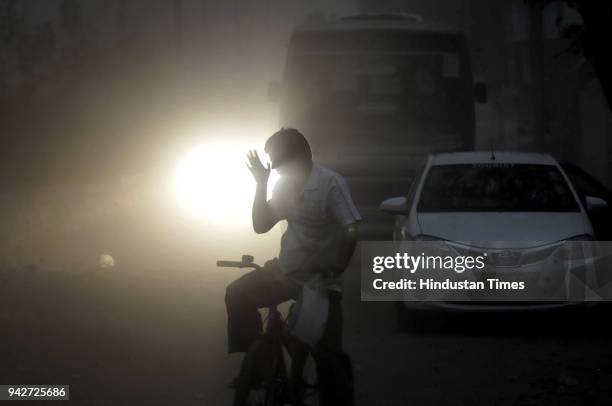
[216,258,262,270]
[216,260,246,268]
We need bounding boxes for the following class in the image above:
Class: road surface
[1,189,612,405]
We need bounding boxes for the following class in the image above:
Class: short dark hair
[264,128,312,168]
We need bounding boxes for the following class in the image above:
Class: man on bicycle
[225,127,360,405]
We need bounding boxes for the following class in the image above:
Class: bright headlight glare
[172,141,278,225]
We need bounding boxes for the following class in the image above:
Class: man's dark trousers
[225,264,354,405]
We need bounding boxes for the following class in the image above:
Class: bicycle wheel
[234,339,320,406]
[299,352,320,406]
[263,343,288,406]
[233,338,277,406]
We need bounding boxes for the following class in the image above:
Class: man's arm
[246,150,278,234]
[327,177,362,272]
[252,180,278,234]
[335,222,358,271]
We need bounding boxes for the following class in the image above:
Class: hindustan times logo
[372,252,487,274]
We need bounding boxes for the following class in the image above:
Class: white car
[380,151,608,317]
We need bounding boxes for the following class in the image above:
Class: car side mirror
[474,82,487,103]
[267,81,281,102]
[380,197,409,215]
[585,196,608,211]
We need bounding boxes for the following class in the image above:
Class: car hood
[417,212,589,248]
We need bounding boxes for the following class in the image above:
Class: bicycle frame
[264,304,312,405]
[218,255,319,406]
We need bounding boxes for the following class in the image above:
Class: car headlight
[556,235,596,260]
[412,235,459,256]
[564,234,595,242]
[413,234,446,241]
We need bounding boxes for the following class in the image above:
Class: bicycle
[218,255,321,406]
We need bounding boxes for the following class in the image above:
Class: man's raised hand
[246,150,271,185]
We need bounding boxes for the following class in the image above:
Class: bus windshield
[284,29,471,135]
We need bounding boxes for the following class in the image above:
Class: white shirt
[269,164,361,287]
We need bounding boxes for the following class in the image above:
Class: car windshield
[284,30,469,134]
[417,163,580,212]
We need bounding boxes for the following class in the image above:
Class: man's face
[275,159,302,178]
[275,159,310,182]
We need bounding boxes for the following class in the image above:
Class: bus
[275,13,486,237]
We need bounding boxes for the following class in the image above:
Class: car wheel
[395,302,447,332]
[395,302,424,331]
